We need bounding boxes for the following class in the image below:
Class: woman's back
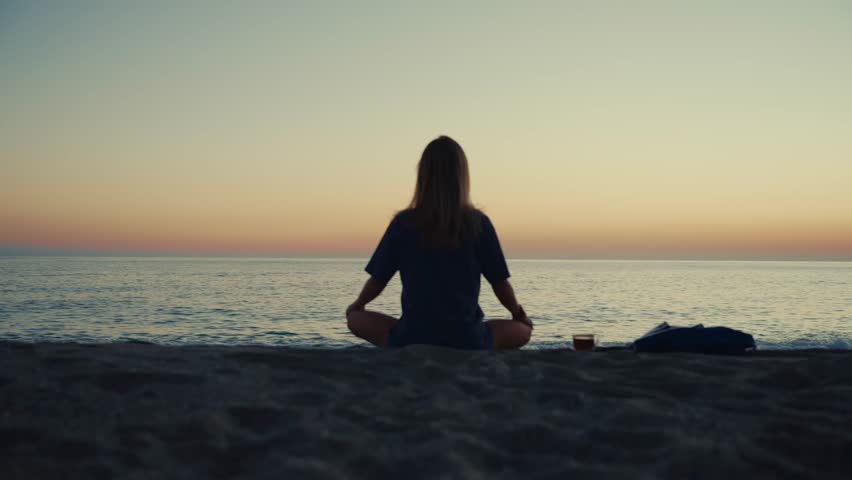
[365,208,510,348]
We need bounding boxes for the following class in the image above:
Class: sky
[1,1,851,259]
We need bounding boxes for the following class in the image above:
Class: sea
[1,257,850,350]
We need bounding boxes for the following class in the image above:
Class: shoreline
[2,338,850,352]
[2,342,850,478]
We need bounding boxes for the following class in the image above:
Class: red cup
[572,334,596,352]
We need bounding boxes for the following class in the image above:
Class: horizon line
[1,247,850,263]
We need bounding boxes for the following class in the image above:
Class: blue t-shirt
[365,209,510,349]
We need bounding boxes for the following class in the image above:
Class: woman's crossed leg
[347,310,397,347]
[485,319,532,349]
[347,311,530,350]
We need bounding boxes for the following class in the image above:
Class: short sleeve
[479,214,510,285]
[365,217,401,283]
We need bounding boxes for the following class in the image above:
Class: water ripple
[0,258,850,349]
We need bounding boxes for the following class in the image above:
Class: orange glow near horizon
[2,3,852,260]
[4,209,851,259]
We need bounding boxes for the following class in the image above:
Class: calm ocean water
[0,257,849,349]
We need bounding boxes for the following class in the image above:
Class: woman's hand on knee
[346,302,366,316]
[512,305,533,330]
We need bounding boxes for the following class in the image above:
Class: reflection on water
[0,257,850,349]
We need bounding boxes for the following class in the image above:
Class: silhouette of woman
[346,136,532,349]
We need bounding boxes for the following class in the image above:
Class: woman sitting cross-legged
[346,135,532,350]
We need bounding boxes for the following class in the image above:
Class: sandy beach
[1,342,850,479]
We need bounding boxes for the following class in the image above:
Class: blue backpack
[631,322,755,354]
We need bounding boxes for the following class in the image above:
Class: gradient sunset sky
[2,1,851,259]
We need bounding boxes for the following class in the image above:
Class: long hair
[407,136,480,248]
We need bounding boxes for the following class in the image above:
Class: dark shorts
[388,319,494,351]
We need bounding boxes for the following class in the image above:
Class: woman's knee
[518,324,532,346]
[488,320,532,349]
[509,323,531,348]
[346,310,396,344]
[346,311,364,335]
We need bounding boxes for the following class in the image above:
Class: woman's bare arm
[491,279,533,328]
[347,276,388,313]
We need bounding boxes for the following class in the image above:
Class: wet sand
[1,342,850,479]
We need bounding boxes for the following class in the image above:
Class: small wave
[119,338,155,345]
[757,338,852,350]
